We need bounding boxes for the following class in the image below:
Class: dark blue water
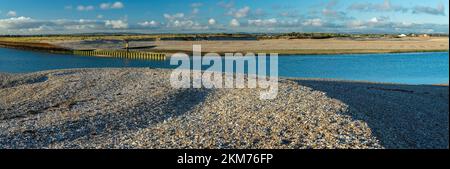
[0,47,448,84]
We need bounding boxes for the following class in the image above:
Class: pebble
[1,68,438,149]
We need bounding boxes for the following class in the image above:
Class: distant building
[398,34,407,38]
[419,34,430,38]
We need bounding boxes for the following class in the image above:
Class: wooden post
[124,40,129,52]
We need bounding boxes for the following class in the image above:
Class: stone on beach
[0,68,447,149]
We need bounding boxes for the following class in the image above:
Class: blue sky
[0,0,449,34]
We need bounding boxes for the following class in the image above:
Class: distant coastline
[1,34,448,56]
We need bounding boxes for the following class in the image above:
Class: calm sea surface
[0,47,448,84]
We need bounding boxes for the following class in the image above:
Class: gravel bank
[0,73,11,86]
[53,38,449,55]
[0,68,447,149]
[295,80,449,149]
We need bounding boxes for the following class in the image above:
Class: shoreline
[284,77,450,86]
[1,44,448,57]
[0,40,71,52]
[1,67,449,86]
[142,48,450,56]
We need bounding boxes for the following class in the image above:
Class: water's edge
[1,47,448,85]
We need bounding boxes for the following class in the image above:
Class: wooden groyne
[0,41,166,61]
[73,50,166,61]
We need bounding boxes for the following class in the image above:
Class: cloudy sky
[0,0,449,34]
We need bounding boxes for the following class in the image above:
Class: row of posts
[73,50,166,61]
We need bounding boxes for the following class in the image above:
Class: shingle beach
[0,68,447,149]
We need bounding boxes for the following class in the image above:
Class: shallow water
[0,47,448,84]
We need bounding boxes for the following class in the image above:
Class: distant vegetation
[0,33,256,42]
[257,32,449,40]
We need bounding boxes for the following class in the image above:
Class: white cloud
[190,3,202,15]
[111,2,124,9]
[7,11,17,17]
[163,13,185,20]
[1,15,448,34]
[218,1,234,9]
[398,22,413,27]
[105,19,128,29]
[248,18,278,27]
[320,0,352,20]
[230,18,240,27]
[347,20,367,29]
[63,19,103,30]
[138,20,159,27]
[233,6,250,18]
[100,3,110,9]
[192,8,200,15]
[364,16,389,27]
[0,17,105,33]
[279,11,300,18]
[369,17,379,23]
[191,3,203,8]
[100,2,124,10]
[168,20,193,27]
[167,20,208,30]
[77,5,95,11]
[162,13,208,30]
[253,8,266,17]
[349,0,446,16]
[302,18,323,27]
[208,18,216,25]
[412,3,446,16]
[27,25,53,32]
[0,17,32,29]
[277,19,302,27]
[345,16,413,31]
[348,0,408,13]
